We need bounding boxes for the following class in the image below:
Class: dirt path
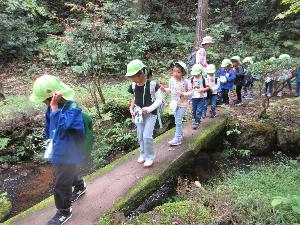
[11,116,223,225]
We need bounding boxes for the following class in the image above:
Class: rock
[277,128,300,155]
[0,163,9,170]
[229,120,277,156]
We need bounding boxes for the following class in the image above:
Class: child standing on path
[126,59,162,168]
[242,57,254,100]
[231,56,244,106]
[160,62,191,145]
[30,75,87,225]
[219,59,237,105]
[206,64,219,118]
[188,64,209,129]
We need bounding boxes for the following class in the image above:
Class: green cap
[175,61,188,75]
[268,57,277,63]
[242,57,254,64]
[221,59,232,67]
[191,64,203,76]
[30,75,75,104]
[230,56,241,63]
[206,64,216,74]
[125,59,146,77]
[279,54,291,60]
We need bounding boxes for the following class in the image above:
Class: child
[160,61,191,145]
[219,59,237,105]
[30,75,87,225]
[206,64,219,118]
[126,59,162,167]
[295,70,300,97]
[264,57,276,97]
[242,57,254,100]
[230,56,244,106]
[188,64,210,129]
[277,54,293,97]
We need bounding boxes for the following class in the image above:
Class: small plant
[0,138,10,151]
[0,192,12,222]
[272,192,300,215]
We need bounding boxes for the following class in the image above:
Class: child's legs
[142,114,157,161]
[203,97,208,115]
[222,89,229,104]
[72,167,84,189]
[136,122,145,158]
[193,99,202,123]
[191,98,198,120]
[210,94,217,114]
[174,107,187,139]
[296,82,300,94]
[194,98,205,123]
[287,79,292,91]
[269,80,274,94]
[236,85,242,102]
[54,164,77,210]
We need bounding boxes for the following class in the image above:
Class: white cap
[201,36,213,45]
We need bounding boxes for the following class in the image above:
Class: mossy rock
[277,128,300,155]
[126,200,210,225]
[0,193,12,222]
[230,120,277,155]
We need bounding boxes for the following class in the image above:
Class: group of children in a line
[28,40,298,225]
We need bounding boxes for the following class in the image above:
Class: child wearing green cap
[231,56,245,106]
[205,64,219,118]
[126,59,162,167]
[187,64,210,129]
[160,62,192,145]
[30,75,87,225]
[219,59,237,105]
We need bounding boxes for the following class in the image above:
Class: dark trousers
[236,85,243,102]
[192,98,206,123]
[222,89,229,104]
[54,164,84,210]
[265,80,274,95]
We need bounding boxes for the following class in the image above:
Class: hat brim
[191,71,202,76]
[201,41,214,45]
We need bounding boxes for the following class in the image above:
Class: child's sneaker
[192,122,199,130]
[71,182,87,203]
[138,156,145,164]
[47,208,72,225]
[210,112,216,118]
[245,94,253,100]
[143,160,153,167]
[168,138,182,146]
[202,112,206,119]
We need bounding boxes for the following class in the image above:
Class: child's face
[172,66,184,80]
[231,60,239,67]
[130,72,145,84]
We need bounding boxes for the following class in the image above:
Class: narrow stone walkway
[8,116,225,225]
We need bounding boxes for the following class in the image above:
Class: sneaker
[168,138,182,146]
[245,95,253,100]
[202,112,206,119]
[210,112,216,118]
[138,156,145,164]
[143,160,153,167]
[234,100,242,105]
[192,122,199,130]
[235,102,243,106]
[47,208,72,225]
[267,93,272,97]
[71,182,87,203]
[295,93,299,97]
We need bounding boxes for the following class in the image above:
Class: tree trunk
[131,0,145,13]
[0,82,5,100]
[194,0,209,50]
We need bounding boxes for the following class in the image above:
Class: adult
[196,36,213,68]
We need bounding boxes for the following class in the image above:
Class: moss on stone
[125,200,211,225]
[0,193,12,223]
[3,196,54,225]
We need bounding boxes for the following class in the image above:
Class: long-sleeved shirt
[195,48,208,68]
[166,77,192,107]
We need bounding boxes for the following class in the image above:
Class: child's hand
[198,88,205,93]
[178,91,184,97]
[130,108,135,118]
[142,107,149,114]
[50,91,63,112]
[160,85,166,92]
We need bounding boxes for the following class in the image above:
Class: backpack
[69,102,94,157]
[131,81,165,129]
[187,51,197,69]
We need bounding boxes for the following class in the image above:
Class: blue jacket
[45,100,85,164]
[218,67,236,90]
[296,71,300,83]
